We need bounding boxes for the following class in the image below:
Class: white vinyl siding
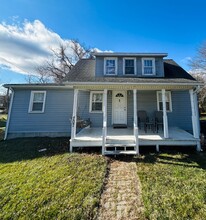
[157,91,172,112]
[104,57,117,75]
[142,58,155,75]
[29,91,46,113]
[90,91,103,113]
[123,58,136,75]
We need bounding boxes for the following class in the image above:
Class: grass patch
[135,151,206,219]
[0,114,7,140]
[0,138,107,219]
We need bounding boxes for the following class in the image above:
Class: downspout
[4,87,14,140]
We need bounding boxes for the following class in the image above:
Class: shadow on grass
[107,145,206,170]
[0,137,70,163]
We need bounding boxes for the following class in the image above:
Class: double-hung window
[104,58,117,75]
[90,91,103,113]
[157,91,172,112]
[142,58,155,75]
[123,58,136,75]
[29,91,46,113]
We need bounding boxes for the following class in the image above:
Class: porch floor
[71,127,198,147]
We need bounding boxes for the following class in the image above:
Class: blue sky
[0,0,206,92]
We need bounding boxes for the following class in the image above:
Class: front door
[112,91,127,125]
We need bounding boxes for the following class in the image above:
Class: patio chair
[138,110,149,132]
[154,111,163,132]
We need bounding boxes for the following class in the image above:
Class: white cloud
[0,19,74,75]
[180,56,192,65]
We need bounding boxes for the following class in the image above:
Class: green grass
[135,151,206,219]
[0,138,107,220]
[0,114,7,140]
[200,116,206,121]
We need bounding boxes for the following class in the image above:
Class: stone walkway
[98,159,145,220]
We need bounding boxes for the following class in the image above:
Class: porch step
[105,143,136,147]
[106,139,135,145]
[104,150,137,155]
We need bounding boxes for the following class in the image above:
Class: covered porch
[70,84,201,155]
[70,127,199,155]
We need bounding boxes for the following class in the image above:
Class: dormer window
[104,57,117,75]
[123,58,136,75]
[142,58,155,75]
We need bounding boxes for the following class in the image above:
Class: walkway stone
[98,159,145,220]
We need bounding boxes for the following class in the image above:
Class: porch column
[189,89,199,139]
[162,89,169,138]
[133,89,139,154]
[71,89,79,141]
[102,89,108,155]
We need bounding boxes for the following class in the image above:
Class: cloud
[180,56,192,65]
[0,19,73,75]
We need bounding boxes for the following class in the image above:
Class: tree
[28,40,92,84]
[189,42,206,112]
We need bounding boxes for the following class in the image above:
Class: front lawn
[136,151,206,219]
[0,138,107,219]
[0,114,7,140]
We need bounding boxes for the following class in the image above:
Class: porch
[70,87,201,155]
[70,127,199,155]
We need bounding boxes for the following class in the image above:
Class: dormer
[94,53,168,77]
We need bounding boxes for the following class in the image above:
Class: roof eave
[64,81,203,86]
[94,52,168,57]
[3,83,73,89]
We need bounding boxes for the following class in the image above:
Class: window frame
[29,91,46,113]
[89,91,104,113]
[123,57,136,75]
[104,57,117,75]
[142,58,156,75]
[156,91,172,112]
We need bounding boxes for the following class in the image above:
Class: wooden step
[104,150,138,155]
[105,143,136,147]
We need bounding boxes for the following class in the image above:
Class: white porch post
[70,89,79,152]
[189,89,199,139]
[133,89,139,154]
[162,89,169,138]
[102,89,108,155]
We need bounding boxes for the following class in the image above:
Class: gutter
[4,88,14,140]
[64,81,203,86]
[3,84,73,89]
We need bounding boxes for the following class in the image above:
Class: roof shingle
[64,58,197,84]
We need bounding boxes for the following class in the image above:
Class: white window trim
[29,91,46,113]
[89,91,104,113]
[123,57,136,75]
[142,58,156,75]
[156,91,172,112]
[104,57,118,75]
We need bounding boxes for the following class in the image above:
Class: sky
[0,0,206,93]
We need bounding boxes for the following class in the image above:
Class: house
[4,52,202,155]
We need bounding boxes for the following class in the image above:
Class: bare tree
[189,42,206,112]
[32,39,92,83]
[190,42,206,72]
[25,71,52,84]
